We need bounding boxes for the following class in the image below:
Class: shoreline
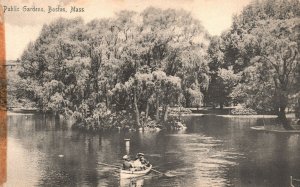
[216,114,278,118]
[7,110,293,119]
[251,126,300,134]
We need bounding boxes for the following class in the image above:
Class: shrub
[169,107,192,115]
[231,107,257,115]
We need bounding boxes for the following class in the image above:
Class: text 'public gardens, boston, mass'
[3,5,84,13]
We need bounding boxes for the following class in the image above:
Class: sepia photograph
[0,0,300,186]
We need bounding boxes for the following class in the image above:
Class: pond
[3,113,300,187]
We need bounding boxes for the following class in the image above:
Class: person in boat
[132,154,143,170]
[138,153,150,167]
[132,153,150,170]
[122,155,133,171]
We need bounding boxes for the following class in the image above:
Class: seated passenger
[133,153,150,170]
[122,155,133,170]
[132,155,143,170]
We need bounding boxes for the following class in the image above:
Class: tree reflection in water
[120,177,145,187]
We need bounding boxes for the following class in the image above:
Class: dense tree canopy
[17,8,210,130]
[15,0,300,131]
[222,0,300,129]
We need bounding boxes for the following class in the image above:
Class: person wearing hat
[138,153,150,167]
[140,155,150,167]
[132,153,150,170]
[122,155,133,170]
[132,153,143,170]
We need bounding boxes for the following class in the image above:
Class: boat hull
[120,165,152,179]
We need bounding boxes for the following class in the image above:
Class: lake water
[3,113,300,187]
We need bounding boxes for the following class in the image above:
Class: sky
[2,0,252,60]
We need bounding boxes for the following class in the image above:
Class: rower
[132,153,143,170]
[132,153,150,170]
[138,153,150,167]
[122,155,133,171]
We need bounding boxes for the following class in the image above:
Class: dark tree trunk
[133,89,141,129]
[104,84,109,110]
[295,98,300,119]
[220,102,224,109]
[55,112,59,121]
[155,98,160,122]
[185,94,190,108]
[145,100,149,119]
[106,95,109,110]
[278,106,294,130]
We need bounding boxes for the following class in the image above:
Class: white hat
[123,155,129,160]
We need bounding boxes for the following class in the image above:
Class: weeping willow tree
[17,8,210,130]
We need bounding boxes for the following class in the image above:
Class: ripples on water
[159,134,242,187]
[4,114,300,187]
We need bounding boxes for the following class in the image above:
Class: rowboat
[120,165,152,178]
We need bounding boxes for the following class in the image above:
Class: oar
[151,168,164,174]
[151,168,175,178]
[98,162,121,169]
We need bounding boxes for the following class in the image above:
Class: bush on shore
[72,110,187,132]
[169,107,192,115]
[231,107,257,115]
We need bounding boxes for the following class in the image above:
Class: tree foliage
[17,1,300,131]
[18,8,209,130]
[223,0,300,129]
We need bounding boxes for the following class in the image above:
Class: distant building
[3,60,21,109]
[6,60,20,76]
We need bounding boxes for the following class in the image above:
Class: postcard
[1,0,300,186]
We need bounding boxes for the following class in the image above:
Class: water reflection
[161,133,238,186]
[120,177,145,187]
[4,114,300,187]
